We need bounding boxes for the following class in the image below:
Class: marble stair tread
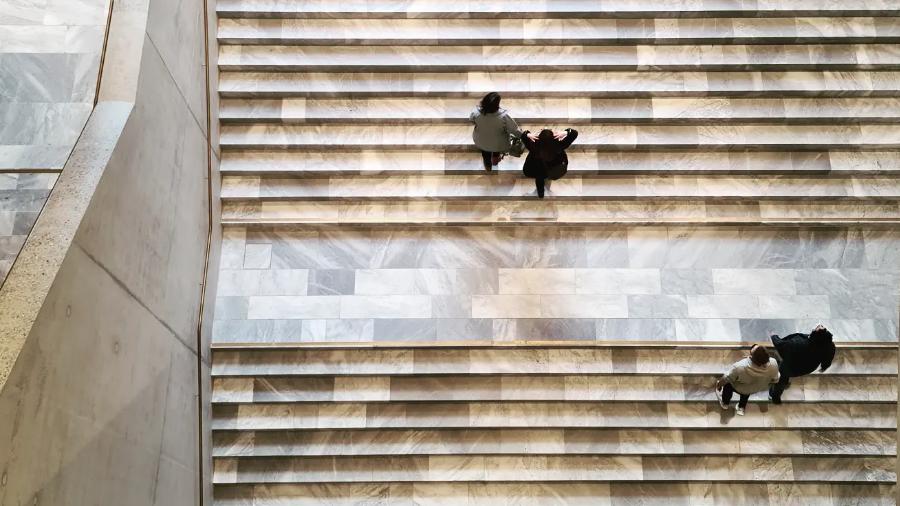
[217,17,900,45]
[221,200,900,227]
[220,151,900,176]
[211,347,897,377]
[219,44,900,72]
[211,428,898,457]
[211,374,897,403]
[211,401,897,430]
[219,70,900,98]
[220,174,900,201]
[211,454,897,484]
[219,97,900,124]
[215,0,900,19]
[219,124,900,150]
[213,482,897,506]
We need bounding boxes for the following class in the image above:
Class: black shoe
[769,395,782,405]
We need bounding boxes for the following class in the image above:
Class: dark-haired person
[715,344,780,416]
[469,92,522,171]
[520,128,578,198]
[768,325,836,404]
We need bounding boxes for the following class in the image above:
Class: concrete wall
[0,0,219,503]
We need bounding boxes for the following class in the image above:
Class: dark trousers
[481,150,494,169]
[769,361,791,400]
[769,335,792,401]
[535,178,545,198]
[721,383,750,408]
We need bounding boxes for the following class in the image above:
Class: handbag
[507,133,526,157]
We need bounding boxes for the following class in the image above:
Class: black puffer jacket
[521,128,578,180]
[771,332,836,376]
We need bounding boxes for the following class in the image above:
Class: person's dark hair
[809,327,833,344]
[480,92,501,114]
[537,129,555,142]
[749,344,770,367]
[535,129,558,161]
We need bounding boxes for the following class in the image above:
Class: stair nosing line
[210,340,898,350]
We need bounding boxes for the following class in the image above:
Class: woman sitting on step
[520,127,579,198]
[469,92,522,172]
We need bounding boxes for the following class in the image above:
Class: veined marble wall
[0,0,108,170]
[0,0,109,285]
[215,226,900,344]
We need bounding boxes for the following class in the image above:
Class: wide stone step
[214,481,896,505]
[219,97,900,125]
[215,0,900,19]
[219,70,900,98]
[220,150,900,176]
[211,346,897,377]
[217,17,900,45]
[211,374,897,403]
[222,200,900,227]
[219,124,900,151]
[219,44,900,72]
[212,454,896,484]
[211,401,896,430]
[220,174,900,201]
[212,428,897,457]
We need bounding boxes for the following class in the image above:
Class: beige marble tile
[498,268,576,294]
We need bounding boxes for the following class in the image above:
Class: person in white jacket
[469,92,522,172]
[715,344,780,416]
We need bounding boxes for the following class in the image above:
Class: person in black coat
[768,325,836,404]
[520,128,578,198]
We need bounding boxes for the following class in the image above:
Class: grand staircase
[218,1,900,227]
[212,1,899,503]
[212,343,897,504]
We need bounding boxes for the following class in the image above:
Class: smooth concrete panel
[96,0,150,103]
[0,245,199,505]
[146,0,208,136]
[74,36,209,349]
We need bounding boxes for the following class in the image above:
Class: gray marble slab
[214,226,899,344]
[0,1,107,170]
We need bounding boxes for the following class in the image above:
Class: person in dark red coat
[768,325,836,404]
[520,128,578,198]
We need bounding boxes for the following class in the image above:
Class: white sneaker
[736,406,746,416]
[525,190,539,197]
[715,388,728,410]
